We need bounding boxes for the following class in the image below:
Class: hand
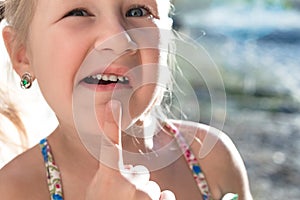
[85,100,176,200]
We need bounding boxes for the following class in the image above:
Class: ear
[2,26,33,78]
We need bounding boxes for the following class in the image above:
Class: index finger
[99,100,124,171]
[99,101,149,184]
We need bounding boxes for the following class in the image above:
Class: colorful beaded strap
[40,138,64,200]
[163,122,239,200]
[163,123,212,200]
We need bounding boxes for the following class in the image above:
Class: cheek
[129,85,157,117]
[128,49,162,118]
[29,32,89,122]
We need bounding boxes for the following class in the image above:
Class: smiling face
[14,0,172,132]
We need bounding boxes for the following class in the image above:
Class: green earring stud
[20,72,33,89]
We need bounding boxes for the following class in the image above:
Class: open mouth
[83,73,130,85]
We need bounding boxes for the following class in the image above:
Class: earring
[20,72,33,89]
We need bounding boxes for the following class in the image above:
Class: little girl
[0,0,252,199]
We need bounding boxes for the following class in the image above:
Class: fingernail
[110,100,121,112]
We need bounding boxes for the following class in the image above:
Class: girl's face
[25,0,172,132]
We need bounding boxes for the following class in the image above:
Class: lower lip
[80,82,132,92]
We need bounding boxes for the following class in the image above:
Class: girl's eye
[126,7,151,17]
[64,9,90,17]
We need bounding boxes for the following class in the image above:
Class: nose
[94,21,138,55]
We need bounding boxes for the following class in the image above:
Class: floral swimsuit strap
[163,122,238,200]
[163,123,212,200]
[40,138,64,200]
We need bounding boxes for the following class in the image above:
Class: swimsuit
[39,124,238,200]
[40,138,63,200]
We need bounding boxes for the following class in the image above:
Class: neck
[47,121,161,172]
[48,124,99,178]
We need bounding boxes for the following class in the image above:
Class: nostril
[94,31,138,55]
[124,41,138,54]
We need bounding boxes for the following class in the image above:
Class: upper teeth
[90,74,129,82]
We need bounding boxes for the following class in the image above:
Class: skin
[0,0,253,199]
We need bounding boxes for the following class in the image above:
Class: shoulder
[0,145,49,199]
[169,119,253,200]
[168,119,236,157]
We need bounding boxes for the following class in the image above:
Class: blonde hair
[0,0,31,152]
[0,88,27,149]
[2,0,36,44]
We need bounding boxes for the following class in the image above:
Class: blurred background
[172,0,300,199]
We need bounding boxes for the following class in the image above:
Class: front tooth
[118,76,124,82]
[96,74,102,80]
[102,75,108,81]
[109,75,117,82]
